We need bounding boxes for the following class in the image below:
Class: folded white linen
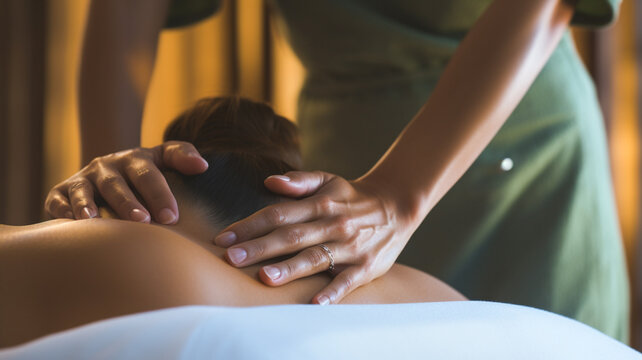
[0,301,639,360]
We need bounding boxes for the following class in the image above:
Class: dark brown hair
[163,96,301,225]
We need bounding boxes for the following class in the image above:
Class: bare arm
[363,0,577,224]
[79,0,170,164]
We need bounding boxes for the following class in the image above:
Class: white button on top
[500,157,513,172]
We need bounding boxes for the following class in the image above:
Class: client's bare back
[0,218,464,347]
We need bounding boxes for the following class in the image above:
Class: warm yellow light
[609,0,639,262]
[142,4,234,148]
[270,20,305,122]
[43,0,88,196]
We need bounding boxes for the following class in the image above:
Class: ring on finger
[317,244,335,273]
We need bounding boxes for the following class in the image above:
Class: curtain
[0,0,46,225]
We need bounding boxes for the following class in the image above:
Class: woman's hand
[213,171,419,305]
[45,141,208,223]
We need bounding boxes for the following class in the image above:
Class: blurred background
[0,0,640,349]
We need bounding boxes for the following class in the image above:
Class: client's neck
[157,200,222,246]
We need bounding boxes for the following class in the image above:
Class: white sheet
[0,301,639,359]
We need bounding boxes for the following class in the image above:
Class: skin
[46,141,208,223]
[46,0,576,305]
[79,0,170,165]
[0,197,465,348]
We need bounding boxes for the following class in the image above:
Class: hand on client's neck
[156,200,222,246]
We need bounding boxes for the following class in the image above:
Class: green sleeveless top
[167,0,629,343]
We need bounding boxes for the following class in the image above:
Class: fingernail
[227,247,247,265]
[214,231,237,246]
[81,207,93,219]
[157,208,177,224]
[263,266,281,281]
[130,209,150,223]
[188,153,209,169]
[317,295,330,306]
[65,211,74,219]
[268,175,290,182]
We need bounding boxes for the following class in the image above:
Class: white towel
[0,301,638,359]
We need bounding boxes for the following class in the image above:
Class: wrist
[353,172,424,232]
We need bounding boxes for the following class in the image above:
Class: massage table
[0,301,639,359]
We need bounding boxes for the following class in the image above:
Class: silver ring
[317,244,335,273]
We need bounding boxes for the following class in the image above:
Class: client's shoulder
[388,264,467,302]
[1,218,190,250]
[0,218,239,346]
[0,218,241,310]
[0,218,218,280]
[344,264,467,304]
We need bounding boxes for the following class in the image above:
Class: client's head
[162,96,301,228]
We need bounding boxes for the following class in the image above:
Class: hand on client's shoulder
[45,141,208,224]
[213,170,423,306]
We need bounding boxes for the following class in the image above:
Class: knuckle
[99,186,135,211]
[163,140,179,149]
[306,247,328,269]
[131,165,154,181]
[282,261,297,278]
[44,192,56,207]
[361,258,377,274]
[88,157,101,168]
[128,147,150,160]
[71,197,89,209]
[334,215,355,238]
[341,274,356,292]
[44,197,58,214]
[250,243,266,258]
[315,195,334,215]
[264,206,286,226]
[68,179,88,193]
[130,147,144,156]
[230,222,249,239]
[96,174,121,190]
[179,142,197,152]
[163,143,179,156]
[340,234,360,257]
[91,153,114,168]
[48,200,69,216]
[284,228,305,247]
[313,170,328,183]
[360,252,375,265]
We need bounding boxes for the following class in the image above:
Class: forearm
[362,0,575,225]
[79,0,169,164]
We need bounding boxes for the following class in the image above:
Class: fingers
[44,143,201,223]
[225,218,338,266]
[91,169,150,223]
[45,189,74,219]
[312,266,366,305]
[160,141,208,175]
[124,164,178,224]
[67,180,98,219]
[258,242,340,286]
[214,195,342,247]
[264,171,334,197]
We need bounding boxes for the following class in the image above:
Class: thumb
[160,141,208,175]
[264,171,333,197]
